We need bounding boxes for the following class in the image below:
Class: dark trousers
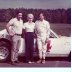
[25,32,34,62]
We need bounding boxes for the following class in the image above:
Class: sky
[0,0,71,9]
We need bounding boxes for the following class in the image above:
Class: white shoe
[37,60,42,63]
[42,60,45,64]
[28,61,32,64]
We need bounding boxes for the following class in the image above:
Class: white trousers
[37,37,47,59]
[11,35,21,62]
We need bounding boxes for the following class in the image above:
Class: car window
[49,32,57,38]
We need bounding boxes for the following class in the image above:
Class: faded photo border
[0,68,72,72]
[0,0,72,72]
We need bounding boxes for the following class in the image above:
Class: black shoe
[14,60,20,63]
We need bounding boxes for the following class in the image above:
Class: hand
[45,39,49,43]
[33,33,37,38]
[42,40,46,45]
[9,31,15,36]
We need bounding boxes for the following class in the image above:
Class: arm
[45,22,50,43]
[6,19,15,36]
[6,23,11,34]
[34,28,37,38]
[22,23,26,38]
[34,22,38,38]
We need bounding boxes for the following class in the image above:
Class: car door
[47,30,71,57]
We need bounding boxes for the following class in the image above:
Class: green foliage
[0,8,71,24]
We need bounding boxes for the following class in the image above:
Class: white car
[0,29,71,61]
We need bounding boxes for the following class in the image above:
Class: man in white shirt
[6,12,23,65]
[35,13,50,64]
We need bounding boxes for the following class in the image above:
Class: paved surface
[0,56,71,67]
[0,61,71,67]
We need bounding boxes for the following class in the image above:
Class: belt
[15,34,21,36]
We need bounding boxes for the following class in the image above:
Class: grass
[0,22,71,36]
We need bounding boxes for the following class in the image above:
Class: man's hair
[39,12,44,16]
[16,11,22,15]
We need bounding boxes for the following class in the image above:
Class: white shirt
[23,22,35,32]
[35,19,50,39]
[8,18,23,34]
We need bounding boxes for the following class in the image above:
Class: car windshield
[50,29,59,38]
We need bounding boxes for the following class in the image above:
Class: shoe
[37,59,42,63]
[42,60,45,64]
[14,60,20,63]
[31,61,34,63]
[10,61,16,65]
[28,61,32,64]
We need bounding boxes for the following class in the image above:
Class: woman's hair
[27,13,34,18]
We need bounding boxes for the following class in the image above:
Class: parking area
[0,61,71,67]
[0,57,71,67]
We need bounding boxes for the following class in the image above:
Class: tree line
[0,8,71,24]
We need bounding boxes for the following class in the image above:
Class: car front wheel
[0,38,12,62]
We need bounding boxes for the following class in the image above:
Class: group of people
[6,12,50,65]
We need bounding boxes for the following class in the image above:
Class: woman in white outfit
[23,14,35,63]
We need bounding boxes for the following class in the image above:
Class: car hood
[0,29,9,38]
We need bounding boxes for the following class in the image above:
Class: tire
[63,52,71,62]
[0,38,12,62]
[66,52,71,62]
